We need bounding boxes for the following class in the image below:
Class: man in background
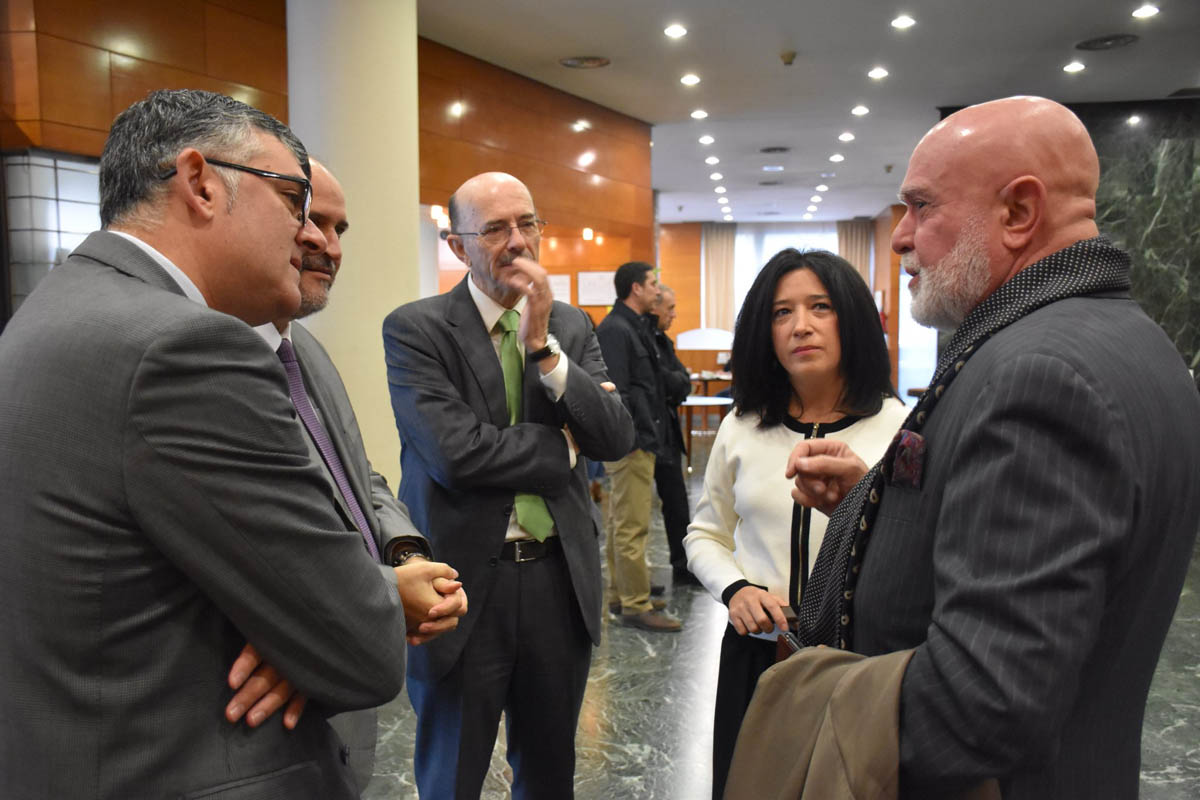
[649,285,698,586]
[597,261,683,632]
[789,96,1200,798]
[384,172,633,798]
[0,89,413,798]
[231,158,467,794]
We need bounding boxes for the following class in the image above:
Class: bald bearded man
[787,97,1200,798]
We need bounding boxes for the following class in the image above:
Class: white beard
[903,217,992,331]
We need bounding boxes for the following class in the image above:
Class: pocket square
[890,429,926,489]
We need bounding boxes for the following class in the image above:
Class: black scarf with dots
[797,235,1132,650]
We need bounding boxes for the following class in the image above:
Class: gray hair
[100,89,310,228]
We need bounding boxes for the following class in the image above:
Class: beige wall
[286,0,420,493]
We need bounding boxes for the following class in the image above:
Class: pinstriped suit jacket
[854,289,1200,798]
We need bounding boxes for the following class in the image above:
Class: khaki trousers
[605,448,657,613]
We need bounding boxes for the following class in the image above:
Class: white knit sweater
[684,397,908,634]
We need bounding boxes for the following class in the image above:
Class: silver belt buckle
[512,540,538,563]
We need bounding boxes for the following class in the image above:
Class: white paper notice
[577,271,616,306]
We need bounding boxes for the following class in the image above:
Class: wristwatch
[390,548,425,567]
[527,333,561,363]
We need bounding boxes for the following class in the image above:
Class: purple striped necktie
[276,338,381,562]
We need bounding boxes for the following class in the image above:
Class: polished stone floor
[364,432,1200,799]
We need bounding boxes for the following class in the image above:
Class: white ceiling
[417,0,1200,224]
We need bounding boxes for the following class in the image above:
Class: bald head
[445,172,541,306]
[892,97,1102,328]
[915,96,1099,239]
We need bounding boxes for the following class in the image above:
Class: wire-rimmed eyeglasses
[441,219,547,246]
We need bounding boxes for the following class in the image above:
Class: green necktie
[497,309,555,541]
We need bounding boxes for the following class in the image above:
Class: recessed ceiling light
[1127,114,1142,125]
[1132,4,1159,18]
[449,101,465,117]
[829,154,845,162]
[807,205,818,212]
[714,186,726,194]
[664,23,687,38]
[699,135,715,145]
[1063,60,1086,73]
[838,132,855,142]
[762,165,785,172]
[851,105,870,116]
[559,56,611,69]
[582,227,594,240]
[810,195,823,202]
[709,172,723,180]
[815,184,829,192]
[691,109,709,119]
[571,119,591,132]
[681,73,701,86]
[820,172,836,178]
[868,66,889,80]
[705,156,720,165]
[577,151,596,167]
[803,213,813,220]
[891,14,916,29]
[718,197,729,204]
[723,214,733,221]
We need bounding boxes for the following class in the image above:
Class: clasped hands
[224,557,467,729]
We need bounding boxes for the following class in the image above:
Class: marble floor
[365,433,1200,799]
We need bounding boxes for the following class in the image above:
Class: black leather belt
[499,536,561,563]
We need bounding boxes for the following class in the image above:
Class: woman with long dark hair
[684,249,907,799]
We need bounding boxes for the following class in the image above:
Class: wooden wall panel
[1,32,39,120]
[418,38,654,305]
[36,34,111,130]
[658,223,703,342]
[205,0,284,27]
[34,0,206,74]
[9,1,288,156]
[110,53,287,126]
[874,205,904,388]
[204,4,287,95]
[4,0,35,31]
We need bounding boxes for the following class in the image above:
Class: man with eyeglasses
[383,171,633,798]
[217,158,468,795]
[0,90,414,798]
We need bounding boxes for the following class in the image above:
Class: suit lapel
[445,278,510,427]
[292,327,370,532]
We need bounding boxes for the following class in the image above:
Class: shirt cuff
[539,351,568,401]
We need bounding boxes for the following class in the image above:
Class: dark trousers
[408,548,592,800]
[653,456,690,572]
[712,625,777,800]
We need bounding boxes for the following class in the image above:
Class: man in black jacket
[596,262,682,631]
[649,285,698,586]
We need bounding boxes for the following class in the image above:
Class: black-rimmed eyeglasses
[159,158,312,224]
[441,219,547,246]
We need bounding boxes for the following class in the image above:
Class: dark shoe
[650,583,666,596]
[609,599,666,614]
[672,568,701,587]
[619,609,683,632]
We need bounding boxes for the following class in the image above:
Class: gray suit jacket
[0,232,410,799]
[854,290,1200,798]
[291,322,427,794]
[382,277,634,680]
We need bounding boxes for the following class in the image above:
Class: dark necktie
[497,310,555,541]
[277,338,381,561]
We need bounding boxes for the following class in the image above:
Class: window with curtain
[732,222,839,321]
